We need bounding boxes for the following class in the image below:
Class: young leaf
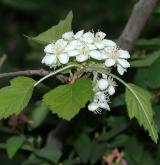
[0,77,35,119]
[6,135,25,159]
[27,11,73,44]
[125,83,159,143]
[43,78,93,120]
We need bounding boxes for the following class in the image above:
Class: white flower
[41,54,57,67]
[103,39,116,48]
[88,102,100,112]
[44,43,54,53]
[74,30,84,39]
[98,79,109,90]
[88,91,110,113]
[103,47,130,75]
[62,31,74,41]
[75,42,90,62]
[82,31,107,50]
[42,39,70,67]
[89,50,102,60]
[102,74,117,95]
[62,30,84,41]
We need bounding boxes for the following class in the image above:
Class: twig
[117,0,158,50]
[0,69,50,78]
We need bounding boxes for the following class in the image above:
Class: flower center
[54,46,64,55]
[79,46,89,56]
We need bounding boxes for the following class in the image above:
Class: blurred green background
[0,0,160,165]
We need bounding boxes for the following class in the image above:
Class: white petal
[87,43,96,50]
[88,102,99,112]
[74,30,84,39]
[96,31,106,39]
[101,51,108,60]
[76,55,89,62]
[108,85,115,95]
[105,59,116,67]
[118,49,130,59]
[103,39,116,47]
[89,50,102,60]
[98,79,109,90]
[102,74,108,79]
[55,39,67,48]
[68,50,79,57]
[58,53,69,64]
[44,44,54,53]
[82,32,94,43]
[117,64,126,75]
[118,59,130,68]
[98,102,110,111]
[95,91,106,102]
[41,54,57,66]
[62,31,74,40]
[64,40,78,51]
[95,42,105,49]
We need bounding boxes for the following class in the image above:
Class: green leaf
[27,11,73,44]
[0,77,35,119]
[98,116,129,141]
[74,134,92,163]
[136,38,160,49]
[125,137,155,165]
[125,137,143,163]
[43,78,93,120]
[147,56,160,89]
[6,135,25,159]
[29,102,49,130]
[131,51,160,67]
[134,68,149,88]
[34,146,62,164]
[125,83,159,143]
[89,142,107,164]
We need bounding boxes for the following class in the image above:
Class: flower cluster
[88,74,117,113]
[42,30,130,114]
[42,30,130,75]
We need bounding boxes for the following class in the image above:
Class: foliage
[0,0,160,165]
[0,77,35,119]
[125,83,159,143]
[43,78,93,120]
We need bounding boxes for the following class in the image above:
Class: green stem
[34,64,80,87]
[85,64,128,87]
[109,73,128,87]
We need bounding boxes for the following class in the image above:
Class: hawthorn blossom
[62,30,84,41]
[101,74,117,95]
[102,47,130,75]
[42,39,70,67]
[88,91,110,113]
[82,31,107,49]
